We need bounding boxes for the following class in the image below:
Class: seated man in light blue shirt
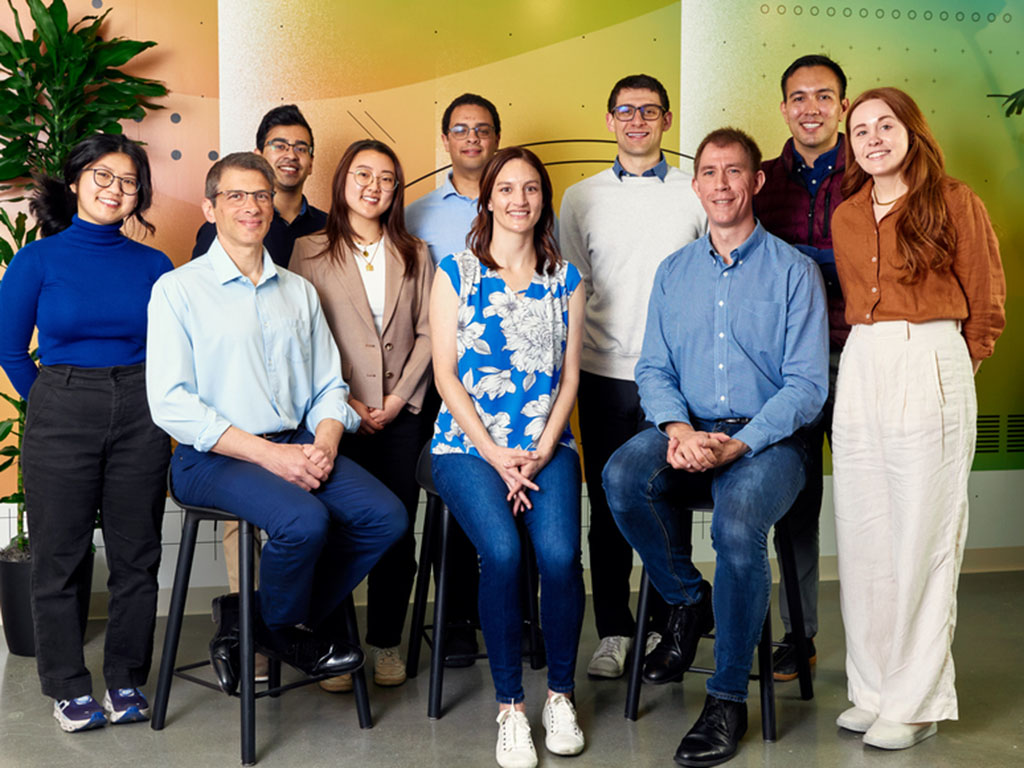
[146,152,406,694]
[603,128,827,768]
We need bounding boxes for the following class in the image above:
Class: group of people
[0,52,1006,768]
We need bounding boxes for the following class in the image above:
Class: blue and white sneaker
[53,695,107,732]
[102,688,151,724]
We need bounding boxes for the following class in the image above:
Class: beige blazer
[290,233,434,413]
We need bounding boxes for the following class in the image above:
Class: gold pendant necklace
[355,237,382,271]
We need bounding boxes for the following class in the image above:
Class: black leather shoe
[255,618,364,678]
[643,580,713,684]
[210,594,241,694]
[772,632,816,681]
[674,695,747,767]
[443,622,479,668]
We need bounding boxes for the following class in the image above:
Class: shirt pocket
[731,300,784,365]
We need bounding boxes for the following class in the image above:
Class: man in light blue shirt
[603,129,827,767]
[146,153,406,693]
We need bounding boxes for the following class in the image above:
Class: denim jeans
[603,422,806,701]
[432,446,584,703]
[172,428,407,631]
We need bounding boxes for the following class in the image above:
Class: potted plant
[0,0,166,655]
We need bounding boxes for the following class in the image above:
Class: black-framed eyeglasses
[611,104,665,122]
[349,169,398,192]
[83,167,139,195]
[213,189,275,206]
[447,124,495,141]
[264,139,313,157]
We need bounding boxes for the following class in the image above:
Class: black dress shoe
[210,594,241,694]
[254,617,364,678]
[674,695,747,767]
[772,632,816,681]
[443,622,479,668]
[644,580,713,684]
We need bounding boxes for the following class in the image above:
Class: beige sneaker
[495,709,537,768]
[318,674,353,693]
[586,635,632,678]
[369,645,407,687]
[254,653,270,683]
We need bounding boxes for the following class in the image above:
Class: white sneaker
[542,693,585,755]
[368,645,406,687]
[836,705,877,733]
[586,635,631,678]
[863,718,937,749]
[645,631,662,657]
[495,709,537,768]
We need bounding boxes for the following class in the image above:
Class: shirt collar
[612,153,669,181]
[703,222,768,267]
[208,236,278,286]
[441,171,476,201]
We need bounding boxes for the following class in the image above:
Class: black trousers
[339,408,426,648]
[578,370,668,638]
[22,364,170,700]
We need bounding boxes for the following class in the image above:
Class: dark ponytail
[29,133,156,238]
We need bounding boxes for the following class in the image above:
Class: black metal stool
[406,443,545,719]
[623,505,814,741]
[151,476,372,765]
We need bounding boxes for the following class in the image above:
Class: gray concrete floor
[1,572,1022,768]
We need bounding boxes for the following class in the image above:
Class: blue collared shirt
[635,223,828,455]
[794,142,840,193]
[612,153,669,181]
[405,173,478,266]
[146,238,359,451]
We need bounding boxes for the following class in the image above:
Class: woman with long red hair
[831,87,1005,749]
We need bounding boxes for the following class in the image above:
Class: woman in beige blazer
[291,139,433,690]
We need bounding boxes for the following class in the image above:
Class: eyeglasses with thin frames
[213,189,275,206]
[264,139,313,157]
[349,169,398,192]
[611,104,665,122]
[83,167,139,195]
[447,124,495,141]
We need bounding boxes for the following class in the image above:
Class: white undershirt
[353,239,387,336]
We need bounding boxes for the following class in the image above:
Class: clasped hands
[664,422,749,472]
[265,440,336,491]
[483,445,548,516]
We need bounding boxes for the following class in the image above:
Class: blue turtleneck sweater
[0,215,173,399]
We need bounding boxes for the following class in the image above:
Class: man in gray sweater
[559,74,706,678]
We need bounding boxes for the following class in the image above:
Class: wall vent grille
[1007,414,1024,453]
[976,415,1001,454]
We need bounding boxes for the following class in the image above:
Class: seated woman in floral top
[429,147,585,768]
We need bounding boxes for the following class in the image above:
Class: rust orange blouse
[832,179,1006,360]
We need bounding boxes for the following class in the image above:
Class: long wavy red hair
[842,87,956,284]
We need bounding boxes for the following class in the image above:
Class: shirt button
[720,395,726,402]
[385,371,394,379]
[384,342,393,351]
[718,363,724,370]
[871,286,877,293]
[871,256,877,262]
[718,300,724,307]
[865,313,871,319]
[718,332,725,339]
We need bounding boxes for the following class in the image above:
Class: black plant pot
[0,557,35,657]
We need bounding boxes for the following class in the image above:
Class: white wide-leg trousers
[833,320,975,723]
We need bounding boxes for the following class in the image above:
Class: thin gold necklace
[354,237,382,271]
[871,186,904,206]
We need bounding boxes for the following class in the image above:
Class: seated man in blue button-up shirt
[603,128,827,767]
[146,152,406,693]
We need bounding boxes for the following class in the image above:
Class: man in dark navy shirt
[192,104,326,266]
[754,54,849,683]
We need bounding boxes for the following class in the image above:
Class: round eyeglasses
[611,104,665,122]
[83,167,139,195]
[349,169,398,192]
[447,124,495,141]
[264,139,312,157]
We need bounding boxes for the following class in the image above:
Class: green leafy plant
[988,88,1024,117]
[0,0,166,556]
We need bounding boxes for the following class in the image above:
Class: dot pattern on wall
[171,150,181,160]
[759,5,1012,22]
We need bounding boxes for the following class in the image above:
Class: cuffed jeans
[432,447,584,703]
[603,422,806,701]
[22,364,170,700]
[171,429,406,631]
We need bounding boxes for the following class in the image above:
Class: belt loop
[64,367,73,385]
[904,321,911,341]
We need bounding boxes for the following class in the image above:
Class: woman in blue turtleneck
[0,135,173,734]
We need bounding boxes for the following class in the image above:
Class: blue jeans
[171,429,407,630]
[433,446,584,703]
[603,422,806,701]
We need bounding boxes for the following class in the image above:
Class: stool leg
[776,518,814,701]
[345,596,373,729]
[427,506,451,720]
[624,569,651,721]
[267,658,282,695]
[239,520,256,766]
[151,513,202,731]
[406,493,440,679]
[758,606,776,742]
[521,532,545,671]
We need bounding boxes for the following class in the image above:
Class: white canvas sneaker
[586,635,632,678]
[495,709,537,768]
[542,693,585,755]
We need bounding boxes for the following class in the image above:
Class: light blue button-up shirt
[405,172,478,266]
[635,223,828,455]
[146,239,359,452]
